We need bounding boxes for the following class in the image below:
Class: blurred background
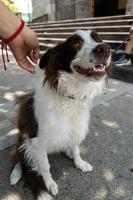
[1,0,133,23]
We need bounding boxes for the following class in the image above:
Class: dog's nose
[93,43,111,55]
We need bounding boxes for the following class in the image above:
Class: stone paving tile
[0,101,17,150]
[0,119,13,132]
[0,113,7,121]
[0,131,17,151]
[0,125,15,136]
[5,110,17,123]
[9,116,17,125]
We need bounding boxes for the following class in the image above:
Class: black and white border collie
[10,30,111,200]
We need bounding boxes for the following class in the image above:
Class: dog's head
[39,30,111,88]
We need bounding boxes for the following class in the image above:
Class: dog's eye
[73,40,83,49]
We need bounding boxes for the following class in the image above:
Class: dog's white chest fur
[34,72,105,153]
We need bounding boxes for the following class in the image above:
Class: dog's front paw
[75,160,93,172]
[46,179,58,196]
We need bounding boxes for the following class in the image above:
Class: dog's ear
[39,48,52,69]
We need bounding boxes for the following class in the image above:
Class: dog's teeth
[93,67,97,72]
[100,66,105,71]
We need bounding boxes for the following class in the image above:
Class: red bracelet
[3,19,25,44]
[0,20,25,71]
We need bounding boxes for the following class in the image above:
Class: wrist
[0,19,21,39]
[1,19,22,39]
[3,20,25,44]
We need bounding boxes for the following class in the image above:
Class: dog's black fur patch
[17,93,38,139]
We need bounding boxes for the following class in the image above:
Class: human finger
[28,50,37,64]
[17,55,36,74]
[28,48,39,64]
[33,47,39,61]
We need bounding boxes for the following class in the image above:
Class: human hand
[8,26,39,74]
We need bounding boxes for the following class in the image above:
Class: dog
[10,30,111,200]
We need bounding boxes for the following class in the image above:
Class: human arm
[0,1,39,74]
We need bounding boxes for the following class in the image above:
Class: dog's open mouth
[74,64,108,77]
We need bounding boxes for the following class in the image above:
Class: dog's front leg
[67,146,93,172]
[40,152,58,196]
[29,138,58,196]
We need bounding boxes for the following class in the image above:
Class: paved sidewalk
[0,57,133,200]
[0,55,34,150]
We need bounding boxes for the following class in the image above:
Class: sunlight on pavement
[106,88,116,92]
[0,86,11,90]
[101,102,110,107]
[3,92,15,101]
[94,188,108,200]
[102,120,120,129]
[7,128,19,136]
[112,81,119,85]
[114,186,126,198]
[125,93,133,98]
[0,108,8,113]
[1,193,21,200]
[3,91,26,101]
[103,169,114,182]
